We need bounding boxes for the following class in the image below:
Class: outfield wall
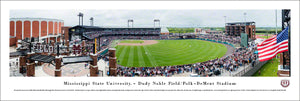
[165,38,237,49]
[197,38,236,49]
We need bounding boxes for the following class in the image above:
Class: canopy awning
[27,54,55,63]
[10,50,29,57]
[62,56,93,64]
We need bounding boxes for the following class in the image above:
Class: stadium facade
[68,25,161,40]
[225,22,256,40]
[67,25,161,46]
[9,18,64,46]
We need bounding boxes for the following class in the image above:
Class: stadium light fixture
[82,13,84,26]
[90,17,94,26]
[224,16,226,26]
[78,12,84,26]
[243,12,247,33]
[154,19,160,27]
[128,19,134,28]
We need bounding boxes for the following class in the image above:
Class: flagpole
[281,9,290,73]
[275,10,277,34]
[281,10,285,67]
[287,10,291,74]
[275,10,278,58]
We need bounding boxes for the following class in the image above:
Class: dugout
[179,35,196,39]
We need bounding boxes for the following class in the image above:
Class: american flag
[257,26,289,62]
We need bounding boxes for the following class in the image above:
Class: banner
[95,38,97,53]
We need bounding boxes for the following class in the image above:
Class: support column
[39,20,41,41]
[90,54,98,77]
[14,20,16,37]
[19,56,26,73]
[280,53,283,65]
[26,63,35,77]
[53,22,55,35]
[55,57,62,77]
[109,48,117,76]
[22,21,24,40]
[50,42,56,57]
[81,40,86,56]
[30,20,33,38]
[66,40,70,56]
[47,21,49,43]
[26,52,35,77]
[66,40,69,51]
[57,21,59,35]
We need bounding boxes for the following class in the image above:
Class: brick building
[9,18,64,46]
[225,22,256,40]
[61,26,71,45]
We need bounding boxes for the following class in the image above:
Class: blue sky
[10,9,282,27]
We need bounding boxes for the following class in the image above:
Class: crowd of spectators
[112,35,258,77]
[77,35,164,58]
[116,65,190,77]
[70,31,258,77]
[198,34,241,44]
[114,45,257,77]
[83,30,160,39]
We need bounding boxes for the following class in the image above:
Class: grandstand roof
[226,21,255,24]
[102,26,161,29]
[226,21,255,26]
[73,25,102,29]
[73,25,161,29]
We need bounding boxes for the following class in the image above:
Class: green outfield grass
[120,40,144,43]
[253,58,279,77]
[256,33,268,35]
[115,40,227,67]
[258,34,274,39]
[260,35,271,39]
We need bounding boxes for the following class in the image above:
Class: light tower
[224,16,227,34]
[128,19,134,28]
[224,16,227,26]
[154,19,160,27]
[78,12,84,26]
[90,17,94,26]
[243,12,247,33]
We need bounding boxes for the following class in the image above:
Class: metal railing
[233,60,268,76]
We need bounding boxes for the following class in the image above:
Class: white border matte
[1,1,299,100]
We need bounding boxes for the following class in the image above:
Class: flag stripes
[257,27,289,62]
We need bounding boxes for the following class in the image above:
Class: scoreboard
[241,33,248,47]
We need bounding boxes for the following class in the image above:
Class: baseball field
[120,40,144,43]
[115,40,227,67]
